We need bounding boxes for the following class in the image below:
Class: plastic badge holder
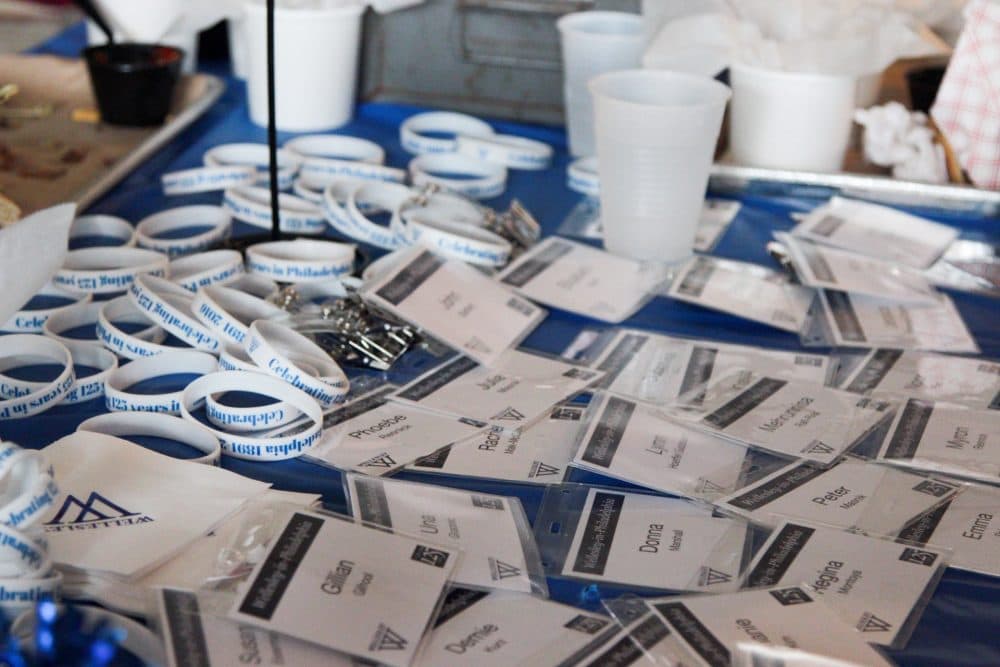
[712,455,965,537]
[667,370,896,467]
[740,519,950,649]
[731,643,896,667]
[839,348,1000,411]
[534,484,751,599]
[580,596,688,667]
[874,398,1000,485]
[568,390,789,502]
[197,504,462,667]
[342,474,547,596]
[405,402,588,486]
[562,326,836,406]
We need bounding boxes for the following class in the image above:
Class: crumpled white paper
[855,101,948,183]
[643,0,949,76]
[0,203,75,326]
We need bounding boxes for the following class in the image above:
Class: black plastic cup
[83,43,184,126]
[906,65,946,114]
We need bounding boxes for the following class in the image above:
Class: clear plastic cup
[557,11,643,158]
[245,0,365,132]
[729,63,858,172]
[589,69,730,264]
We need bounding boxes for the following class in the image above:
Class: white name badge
[897,483,1000,578]
[572,393,751,500]
[744,521,947,647]
[674,375,893,465]
[877,398,1000,484]
[842,349,1000,410]
[415,589,612,667]
[346,475,542,594]
[588,329,831,405]
[694,200,741,252]
[714,458,961,535]
[495,237,669,323]
[41,431,270,579]
[558,488,746,593]
[817,289,979,353]
[362,247,546,366]
[158,588,356,667]
[648,586,894,667]
[390,350,604,428]
[791,196,959,269]
[228,510,457,667]
[407,403,585,484]
[776,232,939,304]
[665,256,815,333]
[301,385,486,475]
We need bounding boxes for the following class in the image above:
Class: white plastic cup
[245,1,365,132]
[557,11,643,158]
[589,69,730,264]
[729,63,858,172]
[227,14,249,80]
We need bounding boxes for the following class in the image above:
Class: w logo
[45,492,147,529]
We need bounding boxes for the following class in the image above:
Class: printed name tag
[714,458,961,535]
[745,521,947,647]
[665,256,815,333]
[896,483,1000,578]
[346,476,542,594]
[227,510,457,667]
[415,588,611,667]
[673,374,893,465]
[362,247,546,366]
[817,289,979,353]
[695,200,741,252]
[841,349,1000,410]
[648,586,894,667]
[777,232,939,303]
[300,385,486,475]
[496,237,670,323]
[158,588,355,667]
[571,393,751,500]
[877,398,1000,484]
[554,488,746,592]
[390,350,604,428]
[408,403,584,484]
[790,196,958,269]
[587,329,831,405]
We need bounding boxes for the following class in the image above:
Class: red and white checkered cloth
[931,0,1000,190]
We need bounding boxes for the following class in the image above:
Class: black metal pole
[266,0,280,241]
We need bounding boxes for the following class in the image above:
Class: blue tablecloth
[5,23,1000,666]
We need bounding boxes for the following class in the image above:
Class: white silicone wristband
[409,153,508,199]
[246,319,349,409]
[203,143,301,190]
[104,349,218,414]
[95,297,172,360]
[204,391,302,433]
[77,412,221,466]
[218,344,259,372]
[226,273,280,300]
[0,340,117,406]
[180,370,323,461]
[567,156,600,197]
[400,111,495,155]
[161,165,257,195]
[42,301,104,350]
[245,239,356,283]
[0,451,58,529]
[191,285,286,346]
[455,133,553,170]
[128,274,223,354]
[135,206,232,258]
[223,186,327,235]
[69,215,136,248]
[55,247,169,296]
[0,283,91,334]
[339,181,415,250]
[168,249,246,292]
[0,336,74,420]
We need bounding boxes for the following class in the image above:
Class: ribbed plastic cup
[557,11,643,158]
[729,63,857,172]
[589,69,730,264]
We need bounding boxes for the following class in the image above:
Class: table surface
[4,22,999,667]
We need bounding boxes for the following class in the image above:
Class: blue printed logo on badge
[44,492,155,532]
